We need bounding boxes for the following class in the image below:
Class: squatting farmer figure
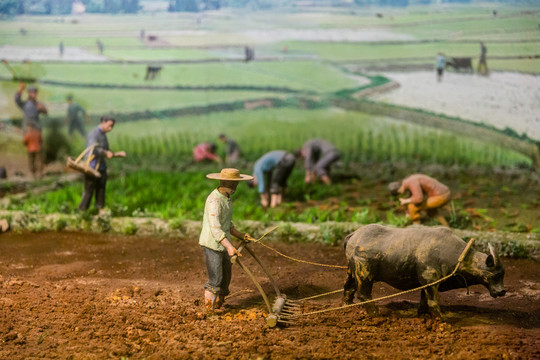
[388,174,451,226]
[200,168,256,312]
[78,115,126,214]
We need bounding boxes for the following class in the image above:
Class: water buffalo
[446,57,474,73]
[343,224,505,317]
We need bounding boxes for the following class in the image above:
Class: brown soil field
[1,231,539,359]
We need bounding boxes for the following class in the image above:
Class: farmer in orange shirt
[22,124,43,179]
[388,174,451,226]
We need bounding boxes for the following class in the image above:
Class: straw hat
[206,168,253,181]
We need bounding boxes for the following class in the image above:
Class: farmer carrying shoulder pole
[388,174,451,227]
[14,83,47,132]
[200,168,256,312]
[78,115,126,214]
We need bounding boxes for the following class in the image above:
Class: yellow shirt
[199,189,235,251]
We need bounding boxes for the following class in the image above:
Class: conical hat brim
[206,173,253,181]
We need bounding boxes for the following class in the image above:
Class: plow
[229,227,476,328]
[230,227,303,327]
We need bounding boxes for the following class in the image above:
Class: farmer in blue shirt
[251,150,296,208]
[78,115,126,213]
[436,52,446,82]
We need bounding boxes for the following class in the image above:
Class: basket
[66,143,101,178]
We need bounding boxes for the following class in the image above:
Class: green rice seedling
[53,216,69,232]
[385,211,409,227]
[123,220,138,235]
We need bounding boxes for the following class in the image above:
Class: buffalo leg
[358,280,378,316]
[343,267,356,304]
[418,290,429,315]
[424,285,442,317]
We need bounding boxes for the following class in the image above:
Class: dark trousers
[68,119,86,137]
[78,172,107,210]
[27,151,43,176]
[313,150,340,177]
[202,246,232,296]
[269,153,296,194]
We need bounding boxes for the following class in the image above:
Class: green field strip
[264,41,540,62]
[6,61,356,93]
[333,98,539,167]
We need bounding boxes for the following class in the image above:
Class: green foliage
[320,222,347,246]
[96,213,112,233]
[448,202,472,229]
[123,220,138,235]
[53,216,68,232]
[504,222,530,233]
[384,211,409,227]
[497,240,529,259]
[168,217,185,231]
[351,208,378,224]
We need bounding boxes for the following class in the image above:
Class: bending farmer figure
[193,142,222,164]
[78,115,126,213]
[200,168,255,312]
[388,174,451,227]
[297,138,340,185]
[66,94,88,138]
[218,133,241,165]
[250,150,295,208]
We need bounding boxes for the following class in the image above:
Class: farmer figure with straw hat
[200,168,256,312]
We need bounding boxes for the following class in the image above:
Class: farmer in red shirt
[388,174,451,226]
[193,142,222,164]
[22,124,43,179]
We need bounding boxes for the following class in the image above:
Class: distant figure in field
[66,94,88,138]
[140,29,145,40]
[14,83,48,132]
[244,46,254,62]
[193,142,222,164]
[250,150,296,208]
[19,28,27,35]
[23,124,43,179]
[218,133,240,165]
[96,39,104,55]
[145,65,162,80]
[296,138,340,185]
[477,42,488,75]
[436,52,446,82]
[78,115,126,214]
[59,41,64,56]
[388,174,451,227]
